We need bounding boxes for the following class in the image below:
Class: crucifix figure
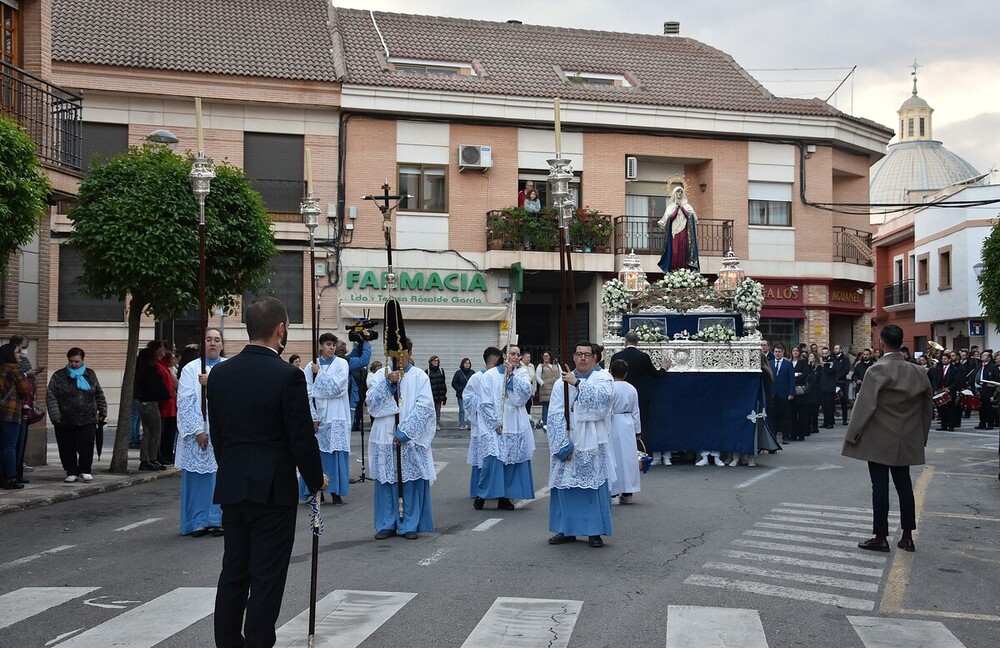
[362,181,412,287]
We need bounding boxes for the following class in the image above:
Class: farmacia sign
[345,270,488,303]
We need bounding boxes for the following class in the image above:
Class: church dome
[870,140,982,204]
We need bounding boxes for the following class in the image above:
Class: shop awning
[340,303,508,321]
[760,307,806,320]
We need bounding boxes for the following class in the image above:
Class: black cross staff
[362,182,412,274]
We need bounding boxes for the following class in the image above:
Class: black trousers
[215,501,298,648]
[821,392,835,427]
[159,416,177,464]
[979,398,998,428]
[867,462,916,537]
[770,396,792,439]
[837,382,849,423]
[54,424,96,476]
[792,397,810,437]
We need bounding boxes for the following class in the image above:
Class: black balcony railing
[883,279,915,307]
[249,178,307,217]
[1,60,83,172]
[613,215,733,256]
[833,226,874,266]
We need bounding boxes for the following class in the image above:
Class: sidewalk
[0,428,179,517]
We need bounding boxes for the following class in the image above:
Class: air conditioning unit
[625,156,638,180]
[458,145,493,170]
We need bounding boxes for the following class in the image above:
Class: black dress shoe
[190,528,209,538]
[782,437,791,443]
[548,533,576,545]
[331,494,344,506]
[210,527,225,537]
[473,497,485,510]
[857,537,890,552]
[138,461,157,471]
[497,498,515,510]
[404,532,418,540]
[150,461,167,471]
[936,427,949,431]
[897,538,915,552]
[587,536,604,548]
[375,529,396,540]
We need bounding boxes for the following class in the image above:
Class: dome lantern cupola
[897,60,933,143]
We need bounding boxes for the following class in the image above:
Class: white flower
[601,278,631,315]
[693,324,737,343]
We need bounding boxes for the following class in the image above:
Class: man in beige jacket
[842,324,932,553]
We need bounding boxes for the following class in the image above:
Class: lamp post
[190,151,215,417]
[146,129,179,149]
[301,192,321,355]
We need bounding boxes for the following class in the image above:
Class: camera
[345,317,378,343]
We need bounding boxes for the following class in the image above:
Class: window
[57,246,125,322]
[919,117,925,137]
[563,71,632,88]
[241,251,304,324]
[907,118,914,137]
[81,122,128,173]
[2,3,18,67]
[894,258,904,282]
[388,57,476,76]
[748,182,792,226]
[938,246,952,290]
[519,175,581,211]
[244,133,305,213]
[398,164,447,213]
[916,253,929,294]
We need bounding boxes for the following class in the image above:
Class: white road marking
[779,502,900,517]
[0,587,98,630]
[743,529,863,548]
[58,587,216,647]
[764,514,897,532]
[847,616,968,648]
[45,628,85,645]
[418,547,454,566]
[684,574,875,611]
[666,605,768,648]
[473,518,503,532]
[461,597,582,648]
[753,521,876,539]
[274,590,415,648]
[433,461,449,473]
[731,539,887,564]
[514,486,550,509]
[0,545,76,570]
[736,464,841,489]
[770,507,873,522]
[702,562,880,593]
[723,551,884,577]
[115,517,163,532]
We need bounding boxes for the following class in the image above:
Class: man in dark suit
[209,297,328,648]
[832,344,850,425]
[929,351,964,431]
[818,347,838,429]
[610,332,669,463]
[769,343,797,442]
[843,325,931,553]
[971,350,1000,430]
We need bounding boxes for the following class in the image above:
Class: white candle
[553,97,562,156]
[195,97,204,153]
[305,148,313,195]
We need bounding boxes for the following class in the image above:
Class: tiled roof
[332,9,891,133]
[52,0,339,82]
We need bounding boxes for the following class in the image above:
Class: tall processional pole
[190,98,215,420]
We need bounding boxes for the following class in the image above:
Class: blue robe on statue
[176,357,223,535]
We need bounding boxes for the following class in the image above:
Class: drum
[932,390,952,407]
[963,392,981,410]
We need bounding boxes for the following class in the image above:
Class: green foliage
[67,145,277,318]
[979,218,1000,327]
[0,117,52,273]
[570,208,613,248]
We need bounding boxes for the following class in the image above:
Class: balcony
[1,60,83,172]
[249,178,307,220]
[614,215,733,256]
[485,208,614,252]
[883,279,915,310]
[833,226,874,266]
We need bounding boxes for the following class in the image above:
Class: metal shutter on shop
[394,320,500,378]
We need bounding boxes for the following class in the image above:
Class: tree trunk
[109,300,144,473]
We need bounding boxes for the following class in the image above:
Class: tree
[68,145,277,472]
[979,217,1000,328]
[0,117,52,273]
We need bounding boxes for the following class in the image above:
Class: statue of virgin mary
[656,185,700,273]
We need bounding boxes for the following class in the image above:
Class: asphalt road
[2,421,998,647]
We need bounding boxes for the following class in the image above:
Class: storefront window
[758,318,799,348]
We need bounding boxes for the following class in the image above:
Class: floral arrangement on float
[691,324,738,343]
[632,268,731,313]
[733,277,764,318]
[633,323,668,342]
[600,278,632,315]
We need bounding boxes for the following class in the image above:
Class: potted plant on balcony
[570,207,610,252]
[488,208,526,250]
[524,208,558,251]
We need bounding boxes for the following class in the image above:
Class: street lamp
[973,262,984,279]
[146,129,179,150]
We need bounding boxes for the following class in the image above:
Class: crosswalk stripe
[433,461,449,473]
[57,587,216,647]
[743,529,866,548]
[847,616,968,648]
[684,574,875,611]
[514,486,551,509]
[0,587,99,630]
[665,605,768,648]
[764,514,896,532]
[753,521,873,539]
[779,502,901,518]
[723,551,884,577]
[731,539,887,564]
[0,544,76,570]
[702,562,880,593]
[770,507,875,522]
[473,518,503,532]
[274,590,415,648]
[460,597,583,648]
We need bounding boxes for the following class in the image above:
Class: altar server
[547,340,615,548]
[464,346,497,508]
[366,337,437,539]
[298,333,352,504]
[469,344,536,510]
[176,328,224,537]
[608,359,641,502]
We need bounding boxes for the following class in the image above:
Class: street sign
[970,319,986,336]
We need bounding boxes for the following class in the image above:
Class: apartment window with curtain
[748,182,792,226]
[938,246,952,290]
[398,164,448,213]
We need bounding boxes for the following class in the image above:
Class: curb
[0,468,180,517]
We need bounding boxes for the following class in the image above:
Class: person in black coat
[970,351,1000,430]
[929,353,964,431]
[818,347,839,429]
[610,332,668,463]
[805,351,822,434]
[208,297,327,648]
[832,344,850,424]
[428,355,447,430]
[790,346,810,439]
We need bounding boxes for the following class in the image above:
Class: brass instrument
[925,341,944,368]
